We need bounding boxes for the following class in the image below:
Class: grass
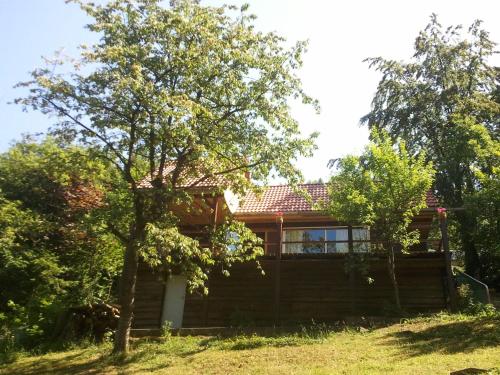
[1,313,500,375]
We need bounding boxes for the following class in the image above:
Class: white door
[161,275,187,329]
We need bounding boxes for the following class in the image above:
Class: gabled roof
[138,166,439,215]
[236,184,438,214]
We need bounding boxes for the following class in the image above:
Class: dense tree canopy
[362,15,499,275]
[16,0,318,352]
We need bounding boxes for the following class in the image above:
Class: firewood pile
[52,303,120,342]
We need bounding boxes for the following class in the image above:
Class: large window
[282,227,370,254]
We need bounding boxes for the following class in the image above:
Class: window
[226,231,239,251]
[326,228,349,253]
[282,227,370,254]
[352,228,370,252]
[254,232,267,253]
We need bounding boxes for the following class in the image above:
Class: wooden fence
[133,252,448,329]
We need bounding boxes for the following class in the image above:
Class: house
[133,182,448,330]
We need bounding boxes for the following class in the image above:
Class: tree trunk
[387,246,401,311]
[113,239,140,354]
[113,192,146,354]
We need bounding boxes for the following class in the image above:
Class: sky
[1,0,499,182]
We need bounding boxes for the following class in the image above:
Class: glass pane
[284,230,303,242]
[353,227,370,253]
[326,242,349,253]
[326,228,348,241]
[226,231,239,252]
[302,242,324,254]
[283,243,303,254]
[302,229,325,242]
[352,228,369,241]
[284,229,325,242]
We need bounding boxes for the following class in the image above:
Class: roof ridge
[263,183,326,188]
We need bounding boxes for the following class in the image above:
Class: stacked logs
[52,303,120,342]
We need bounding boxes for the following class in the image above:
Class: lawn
[1,313,499,375]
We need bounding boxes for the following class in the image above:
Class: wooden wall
[133,264,165,329]
[132,253,448,328]
[183,253,447,327]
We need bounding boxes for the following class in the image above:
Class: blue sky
[1,0,499,181]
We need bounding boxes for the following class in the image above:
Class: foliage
[210,219,264,277]
[0,138,122,348]
[362,14,500,275]
[326,130,434,250]
[456,284,499,317]
[325,130,434,309]
[465,167,500,288]
[160,321,173,340]
[15,0,318,352]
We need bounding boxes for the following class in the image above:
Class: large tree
[325,131,434,310]
[362,15,499,276]
[16,0,318,353]
[464,166,500,288]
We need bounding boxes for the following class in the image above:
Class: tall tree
[362,15,499,276]
[325,131,434,310]
[464,166,500,288]
[15,0,318,353]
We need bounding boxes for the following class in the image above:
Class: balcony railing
[261,239,444,256]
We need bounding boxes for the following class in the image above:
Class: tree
[325,131,434,310]
[0,137,122,346]
[465,166,500,288]
[362,15,499,276]
[16,0,318,353]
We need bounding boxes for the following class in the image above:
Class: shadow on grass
[194,322,348,351]
[3,352,112,375]
[198,335,303,351]
[386,317,500,356]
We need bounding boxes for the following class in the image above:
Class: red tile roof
[236,184,438,214]
[425,190,439,208]
[137,163,227,189]
[139,165,439,214]
[236,184,327,214]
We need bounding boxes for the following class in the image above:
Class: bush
[161,321,173,340]
[457,284,499,317]
[0,323,18,364]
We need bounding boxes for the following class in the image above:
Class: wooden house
[133,182,449,330]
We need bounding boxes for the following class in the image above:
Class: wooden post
[203,197,220,326]
[274,213,283,325]
[439,208,457,311]
[348,225,354,253]
[202,278,210,327]
[347,225,356,314]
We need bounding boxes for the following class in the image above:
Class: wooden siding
[133,264,165,329]
[133,253,447,328]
